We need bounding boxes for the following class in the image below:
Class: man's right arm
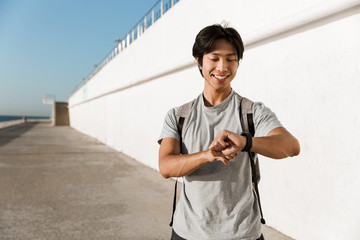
[158,137,233,179]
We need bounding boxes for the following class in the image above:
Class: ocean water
[0,115,50,122]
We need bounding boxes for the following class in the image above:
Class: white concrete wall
[68,0,360,239]
[0,119,25,129]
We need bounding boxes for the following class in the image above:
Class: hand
[204,148,237,166]
[209,130,245,156]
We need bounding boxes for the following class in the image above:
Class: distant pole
[161,0,163,17]
[115,39,121,53]
[152,8,154,25]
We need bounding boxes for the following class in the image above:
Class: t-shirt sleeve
[158,107,180,145]
[253,102,283,137]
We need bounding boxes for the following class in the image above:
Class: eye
[210,58,219,62]
[227,58,238,62]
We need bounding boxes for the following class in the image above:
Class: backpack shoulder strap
[169,99,195,227]
[238,95,266,225]
[240,96,255,136]
[176,100,194,141]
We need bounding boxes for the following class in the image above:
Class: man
[158,24,300,240]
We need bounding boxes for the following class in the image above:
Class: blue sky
[0,0,158,117]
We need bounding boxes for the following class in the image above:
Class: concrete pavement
[0,122,293,240]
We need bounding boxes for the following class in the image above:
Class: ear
[195,57,202,70]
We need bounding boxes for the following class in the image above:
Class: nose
[216,59,228,72]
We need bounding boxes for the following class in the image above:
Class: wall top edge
[68,0,360,106]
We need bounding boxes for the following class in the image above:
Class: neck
[203,87,232,107]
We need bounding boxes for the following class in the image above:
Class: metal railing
[70,0,181,97]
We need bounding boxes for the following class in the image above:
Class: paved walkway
[0,122,293,240]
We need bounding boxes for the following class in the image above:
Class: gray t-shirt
[159,90,283,240]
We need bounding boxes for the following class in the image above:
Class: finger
[209,145,221,152]
[222,147,238,156]
[217,139,230,148]
[217,154,231,165]
[213,150,225,158]
[213,155,228,165]
[220,158,229,166]
[212,152,229,165]
[210,141,227,151]
[212,141,229,152]
[210,143,222,150]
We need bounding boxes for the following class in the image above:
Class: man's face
[200,39,239,92]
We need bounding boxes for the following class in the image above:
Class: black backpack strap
[169,100,194,227]
[176,100,193,153]
[247,113,255,137]
[169,180,178,227]
[241,98,260,183]
[249,150,266,224]
[239,96,266,225]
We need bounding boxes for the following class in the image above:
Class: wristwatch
[240,132,252,152]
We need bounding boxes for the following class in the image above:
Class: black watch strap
[240,132,252,152]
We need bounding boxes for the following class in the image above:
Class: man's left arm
[251,127,300,159]
[210,127,300,159]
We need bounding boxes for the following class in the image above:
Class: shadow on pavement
[0,122,39,147]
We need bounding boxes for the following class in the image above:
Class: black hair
[192,24,244,76]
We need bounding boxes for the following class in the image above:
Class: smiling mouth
[212,74,229,81]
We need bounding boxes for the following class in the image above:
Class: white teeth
[214,75,227,79]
